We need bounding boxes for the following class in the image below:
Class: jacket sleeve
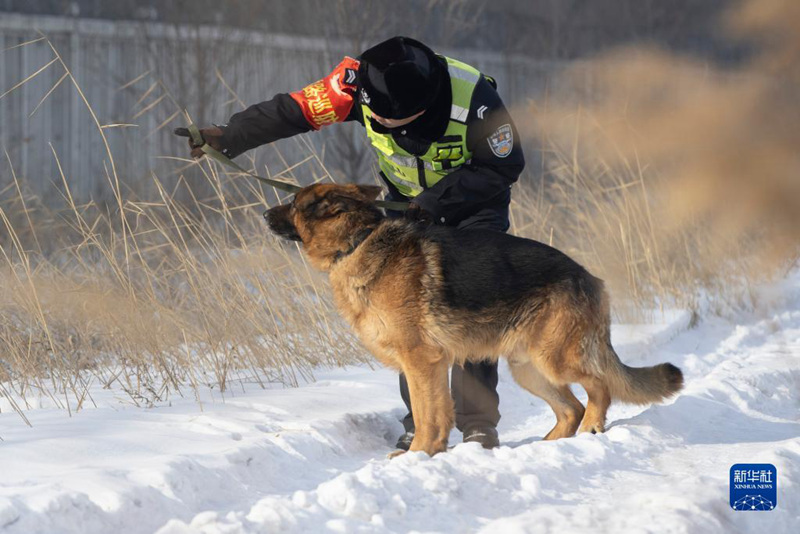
[411,76,525,224]
[217,57,361,159]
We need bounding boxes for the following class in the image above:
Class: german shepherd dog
[266,183,683,457]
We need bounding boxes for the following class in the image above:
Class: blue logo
[730,464,777,511]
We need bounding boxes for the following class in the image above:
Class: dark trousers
[385,184,510,434]
[400,361,500,433]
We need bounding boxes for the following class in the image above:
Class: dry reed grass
[0,152,371,422]
[511,0,799,318]
[2,0,798,424]
[2,33,375,424]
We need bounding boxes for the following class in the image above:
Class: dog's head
[265,183,384,269]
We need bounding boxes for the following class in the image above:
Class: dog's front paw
[387,449,407,459]
[409,440,448,456]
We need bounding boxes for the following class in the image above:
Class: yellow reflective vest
[362,56,481,198]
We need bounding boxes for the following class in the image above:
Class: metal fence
[3,13,736,207]
[0,13,583,205]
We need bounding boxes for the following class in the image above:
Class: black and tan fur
[266,184,683,457]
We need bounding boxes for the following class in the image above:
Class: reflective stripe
[386,153,417,168]
[386,153,461,173]
[450,104,469,123]
[384,169,423,193]
[449,66,480,84]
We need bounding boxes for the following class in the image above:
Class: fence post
[20,33,29,179]
[70,19,81,187]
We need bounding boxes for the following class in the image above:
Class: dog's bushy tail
[580,274,683,404]
[602,345,684,404]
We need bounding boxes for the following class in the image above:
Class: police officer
[179,36,525,451]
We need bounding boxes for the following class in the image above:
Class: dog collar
[333,228,375,263]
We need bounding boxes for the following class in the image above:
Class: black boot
[395,431,414,451]
[462,426,499,449]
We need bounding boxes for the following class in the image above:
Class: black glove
[404,202,434,225]
[174,126,226,159]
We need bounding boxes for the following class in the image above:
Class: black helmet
[358,36,445,119]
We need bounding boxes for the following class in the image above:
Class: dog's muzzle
[264,205,302,242]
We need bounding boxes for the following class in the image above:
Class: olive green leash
[177,123,410,211]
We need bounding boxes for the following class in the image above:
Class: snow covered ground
[1,273,799,534]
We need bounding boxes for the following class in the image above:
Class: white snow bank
[1,275,798,533]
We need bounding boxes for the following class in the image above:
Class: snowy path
[1,276,799,533]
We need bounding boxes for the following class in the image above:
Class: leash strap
[185,123,410,211]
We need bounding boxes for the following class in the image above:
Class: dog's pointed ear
[312,195,347,217]
[302,190,355,218]
[358,185,383,201]
[315,185,382,216]
[348,184,383,202]
[298,185,383,218]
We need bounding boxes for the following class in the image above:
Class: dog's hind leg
[577,376,611,434]
[392,347,453,457]
[509,360,585,440]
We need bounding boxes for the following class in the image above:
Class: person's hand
[404,202,434,225]
[173,126,225,159]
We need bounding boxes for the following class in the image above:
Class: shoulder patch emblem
[488,124,513,158]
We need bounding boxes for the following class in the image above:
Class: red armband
[290,57,360,130]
